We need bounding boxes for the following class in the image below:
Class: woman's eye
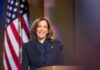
[44,26,47,28]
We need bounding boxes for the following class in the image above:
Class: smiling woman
[22,17,65,70]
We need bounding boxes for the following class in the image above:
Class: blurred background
[0,0,100,70]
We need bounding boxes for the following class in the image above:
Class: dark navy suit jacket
[22,38,65,70]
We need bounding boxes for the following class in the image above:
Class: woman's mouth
[38,32,46,35]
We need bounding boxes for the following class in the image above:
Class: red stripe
[19,16,30,39]
[10,22,22,48]
[4,46,12,70]
[6,30,21,70]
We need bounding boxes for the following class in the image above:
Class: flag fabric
[3,0,30,70]
[0,0,5,27]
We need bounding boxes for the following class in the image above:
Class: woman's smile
[38,31,46,35]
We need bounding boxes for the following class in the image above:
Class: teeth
[39,32,45,35]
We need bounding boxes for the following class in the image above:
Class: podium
[37,66,81,70]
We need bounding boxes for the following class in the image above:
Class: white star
[8,13,11,17]
[8,0,10,3]
[9,6,12,11]
[11,0,14,5]
[7,19,10,23]
[12,14,16,18]
[14,8,17,12]
[22,0,25,2]
[6,12,9,16]
[7,5,9,9]
[15,2,19,6]
[21,4,24,8]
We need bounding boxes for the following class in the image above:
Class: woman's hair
[30,17,56,41]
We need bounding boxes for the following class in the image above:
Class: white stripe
[4,34,18,70]
[7,26,19,57]
[13,18,21,32]
[3,53,8,70]
[23,14,30,30]
[21,28,29,43]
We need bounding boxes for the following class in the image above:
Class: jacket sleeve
[22,44,29,70]
[57,44,65,65]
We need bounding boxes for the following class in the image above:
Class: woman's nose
[40,27,44,30]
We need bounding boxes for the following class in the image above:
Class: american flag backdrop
[3,0,30,70]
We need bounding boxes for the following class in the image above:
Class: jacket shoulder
[23,41,30,47]
[53,39,62,45]
[49,39,63,49]
[23,41,33,49]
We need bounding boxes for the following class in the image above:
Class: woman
[22,17,65,70]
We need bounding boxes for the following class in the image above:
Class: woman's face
[36,20,49,40]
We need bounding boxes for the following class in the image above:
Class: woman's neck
[38,37,46,44]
